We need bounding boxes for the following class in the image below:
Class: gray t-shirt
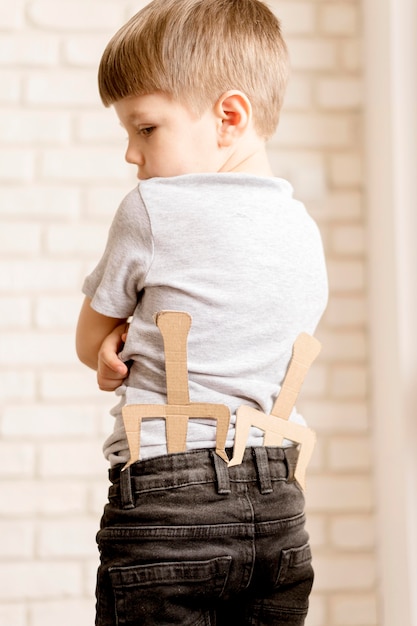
[83,173,328,466]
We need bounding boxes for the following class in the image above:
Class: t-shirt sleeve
[82,186,153,319]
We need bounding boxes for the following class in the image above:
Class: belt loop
[211,451,231,495]
[120,466,135,509]
[284,446,298,483]
[253,447,273,494]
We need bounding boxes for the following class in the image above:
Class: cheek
[152,146,190,177]
[189,130,220,167]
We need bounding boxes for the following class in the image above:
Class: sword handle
[271,333,321,421]
[155,311,192,404]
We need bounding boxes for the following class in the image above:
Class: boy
[76,1,328,624]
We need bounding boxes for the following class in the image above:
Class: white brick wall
[0,1,375,624]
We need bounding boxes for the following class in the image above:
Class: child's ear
[214,91,252,147]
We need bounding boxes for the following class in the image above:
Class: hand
[97,323,129,391]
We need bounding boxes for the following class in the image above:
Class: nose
[125,141,144,166]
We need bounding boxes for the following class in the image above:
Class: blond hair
[98,0,289,139]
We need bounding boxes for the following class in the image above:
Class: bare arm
[76,296,127,371]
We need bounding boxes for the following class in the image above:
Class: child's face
[114,93,224,180]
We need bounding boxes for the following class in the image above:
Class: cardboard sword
[122,311,230,469]
[228,333,321,491]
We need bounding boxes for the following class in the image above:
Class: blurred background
[0,0,416,624]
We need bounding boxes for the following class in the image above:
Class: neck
[219,142,273,177]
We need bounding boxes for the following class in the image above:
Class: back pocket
[109,555,232,626]
[275,543,313,587]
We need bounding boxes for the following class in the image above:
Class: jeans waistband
[109,447,299,510]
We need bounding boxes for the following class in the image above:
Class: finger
[98,379,120,392]
[100,352,128,375]
[98,368,126,390]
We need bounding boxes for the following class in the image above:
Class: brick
[38,482,90,516]
[27,1,125,31]
[0,370,36,401]
[88,480,110,516]
[307,476,373,512]
[46,223,109,255]
[324,295,366,328]
[0,34,59,66]
[125,2,157,20]
[0,222,42,254]
[39,441,108,478]
[75,109,126,143]
[0,186,80,219]
[0,3,24,30]
[0,70,20,103]
[306,514,327,548]
[268,149,326,201]
[331,593,378,625]
[35,296,83,329]
[283,76,313,111]
[25,70,99,106]
[301,363,327,397]
[274,2,316,35]
[330,516,376,550]
[330,154,363,188]
[317,78,362,110]
[278,112,356,148]
[39,368,105,400]
[270,148,325,178]
[305,593,327,626]
[308,191,363,222]
[326,260,365,292]
[85,186,132,219]
[317,222,330,251]
[330,365,367,399]
[0,260,81,292]
[0,149,34,182]
[286,38,338,71]
[308,436,325,472]
[0,442,35,477]
[292,167,327,201]
[329,436,372,471]
[84,257,102,276]
[41,148,130,182]
[85,557,101,595]
[331,224,365,255]
[0,521,34,558]
[0,111,71,143]
[319,330,367,362]
[0,480,87,516]
[313,554,375,591]
[63,35,110,68]
[0,605,26,626]
[0,562,82,600]
[38,518,98,558]
[299,400,369,434]
[0,297,31,328]
[341,40,363,72]
[319,4,359,36]
[98,405,122,437]
[30,600,96,626]
[0,332,77,366]
[2,404,96,437]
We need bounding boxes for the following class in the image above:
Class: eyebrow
[125,109,157,124]
[118,113,154,130]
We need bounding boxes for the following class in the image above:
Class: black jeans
[96,447,314,625]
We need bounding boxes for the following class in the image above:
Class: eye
[138,126,155,137]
